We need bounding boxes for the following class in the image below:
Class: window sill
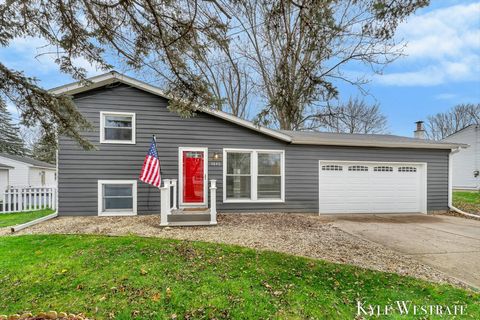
[223,199,285,204]
[100,140,136,145]
[98,212,136,216]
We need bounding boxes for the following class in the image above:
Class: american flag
[139,137,161,187]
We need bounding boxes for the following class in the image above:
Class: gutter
[290,139,467,149]
[448,147,480,218]
[449,205,480,219]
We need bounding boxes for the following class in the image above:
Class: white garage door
[319,161,426,214]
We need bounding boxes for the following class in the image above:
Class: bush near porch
[0,209,55,227]
[0,235,478,319]
[453,191,480,214]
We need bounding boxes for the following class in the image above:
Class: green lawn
[0,235,478,319]
[453,191,480,214]
[0,209,55,227]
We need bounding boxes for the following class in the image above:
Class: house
[0,163,14,193]
[50,71,465,225]
[443,124,479,190]
[0,153,57,190]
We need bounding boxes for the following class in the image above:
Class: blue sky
[1,1,479,137]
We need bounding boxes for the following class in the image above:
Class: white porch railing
[1,186,57,213]
[160,179,176,226]
[159,179,217,226]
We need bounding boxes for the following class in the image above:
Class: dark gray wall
[58,83,449,216]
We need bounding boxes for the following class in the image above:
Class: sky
[1,0,479,137]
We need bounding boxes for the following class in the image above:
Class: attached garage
[318,161,427,214]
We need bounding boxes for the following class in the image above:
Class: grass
[0,209,55,228]
[453,191,480,214]
[0,235,478,319]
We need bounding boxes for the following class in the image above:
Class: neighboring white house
[443,124,479,190]
[0,153,56,190]
[0,163,14,193]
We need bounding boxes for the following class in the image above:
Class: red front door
[182,150,205,204]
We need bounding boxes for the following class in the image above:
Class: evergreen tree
[32,130,57,164]
[0,101,26,155]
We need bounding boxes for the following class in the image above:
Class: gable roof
[49,71,292,143]
[281,130,468,150]
[0,163,14,170]
[50,71,466,150]
[0,153,56,169]
[443,124,479,140]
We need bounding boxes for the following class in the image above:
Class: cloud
[434,93,457,100]
[379,54,480,86]
[377,2,480,86]
[0,36,102,78]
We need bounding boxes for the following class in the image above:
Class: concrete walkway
[331,214,480,289]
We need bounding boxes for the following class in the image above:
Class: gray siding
[58,84,449,216]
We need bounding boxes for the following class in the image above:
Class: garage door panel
[319,161,425,214]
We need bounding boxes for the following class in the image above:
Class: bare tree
[1,0,428,149]
[426,103,480,140]
[226,0,428,130]
[191,41,254,117]
[316,98,388,134]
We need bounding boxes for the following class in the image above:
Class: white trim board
[222,148,285,203]
[97,180,137,216]
[178,147,208,207]
[318,160,427,215]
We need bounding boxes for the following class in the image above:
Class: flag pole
[152,134,163,186]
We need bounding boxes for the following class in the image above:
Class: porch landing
[160,179,217,227]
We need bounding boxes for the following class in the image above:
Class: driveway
[331,214,480,289]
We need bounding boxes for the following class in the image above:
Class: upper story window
[100,111,136,144]
[224,149,284,202]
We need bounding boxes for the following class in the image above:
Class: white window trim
[223,148,285,203]
[178,147,209,207]
[97,180,137,216]
[100,111,136,144]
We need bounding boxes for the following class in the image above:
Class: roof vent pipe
[414,121,426,139]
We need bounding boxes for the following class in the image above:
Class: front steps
[165,209,216,227]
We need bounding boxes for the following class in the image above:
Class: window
[374,166,393,172]
[226,152,251,199]
[258,153,282,199]
[40,171,46,186]
[224,149,284,202]
[322,165,343,171]
[398,166,417,172]
[348,165,368,172]
[98,180,137,215]
[100,112,136,144]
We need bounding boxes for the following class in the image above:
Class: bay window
[224,149,284,202]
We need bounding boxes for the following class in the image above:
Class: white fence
[1,187,57,213]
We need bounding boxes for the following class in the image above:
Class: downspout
[448,147,480,218]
